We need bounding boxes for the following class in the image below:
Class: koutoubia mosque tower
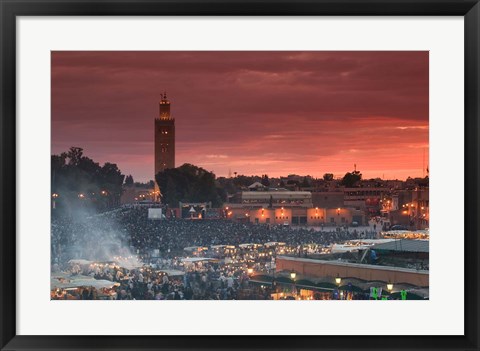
[154,92,175,192]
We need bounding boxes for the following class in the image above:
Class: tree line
[155,163,224,208]
[51,147,125,214]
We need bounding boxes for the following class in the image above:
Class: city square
[51,51,429,301]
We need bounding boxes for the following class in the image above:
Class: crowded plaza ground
[51,207,409,300]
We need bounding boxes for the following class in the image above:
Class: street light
[335,274,342,285]
[52,193,59,209]
[290,271,297,298]
[387,281,394,292]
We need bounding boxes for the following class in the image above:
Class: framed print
[1,1,479,351]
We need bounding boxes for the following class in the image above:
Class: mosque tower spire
[159,91,171,120]
[154,92,176,196]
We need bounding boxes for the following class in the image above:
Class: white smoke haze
[51,205,142,269]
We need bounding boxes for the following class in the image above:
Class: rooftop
[371,239,429,253]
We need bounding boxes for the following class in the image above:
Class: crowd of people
[52,207,367,265]
[125,208,368,256]
[51,208,132,265]
[53,255,271,300]
[51,207,377,300]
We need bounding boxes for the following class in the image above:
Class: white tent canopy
[211,245,227,249]
[182,257,216,263]
[264,242,286,247]
[239,243,255,248]
[158,269,185,276]
[68,259,93,265]
[51,275,117,290]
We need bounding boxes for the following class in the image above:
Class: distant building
[120,185,155,204]
[275,255,428,292]
[343,187,387,214]
[248,182,267,191]
[386,188,429,230]
[154,92,175,188]
[225,189,365,226]
[311,191,344,209]
[229,190,313,207]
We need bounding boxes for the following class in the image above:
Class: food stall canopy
[211,245,226,249]
[113,258,143,270]
[181,257,216,263]
[239,243,256,248]
[68,259,93,265]
[184,246,204,251]
[158,269,185,276]
[51,272,73,279]
[51,275,116,290]
[264,242,286,247]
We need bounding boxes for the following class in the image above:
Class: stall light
[335,274,342,285]
[387,282,394,291]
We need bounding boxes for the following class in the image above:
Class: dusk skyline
[52,51,429,182]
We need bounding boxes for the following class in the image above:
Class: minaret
[154,92,175,188]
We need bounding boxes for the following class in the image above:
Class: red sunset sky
[51,51,429,182]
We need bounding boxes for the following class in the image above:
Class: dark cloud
[52,51,428,181]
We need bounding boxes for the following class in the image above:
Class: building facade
[154,93,175,183]
[120,186,155,204]
[225,190,365,226]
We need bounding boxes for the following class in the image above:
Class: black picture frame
[1,1,479,350]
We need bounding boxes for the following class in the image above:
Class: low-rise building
[229,190,313,207]
[225,205,365,226]
[120,186,155,204]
